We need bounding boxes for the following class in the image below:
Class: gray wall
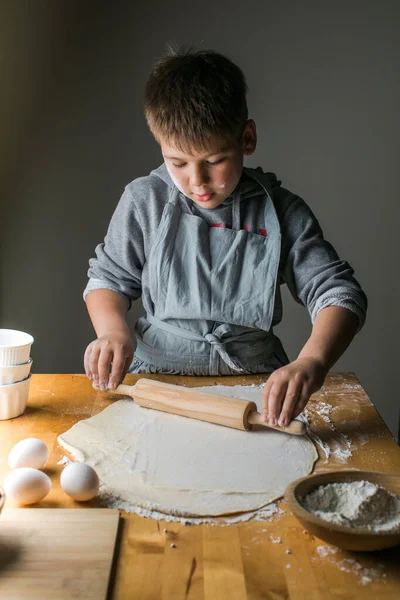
[2,1,399,439]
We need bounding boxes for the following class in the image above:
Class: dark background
[1,1,399,439]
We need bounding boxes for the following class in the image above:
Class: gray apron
[133,167,289,376]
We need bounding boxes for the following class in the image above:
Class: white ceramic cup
[0,375,31,420]
[0,329,34,366]
[0,358,33,385]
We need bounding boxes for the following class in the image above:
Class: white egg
[8,438,49,469]
[4,468,52,505]
[60,462,99,501]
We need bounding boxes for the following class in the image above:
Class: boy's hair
[144,44,249,153]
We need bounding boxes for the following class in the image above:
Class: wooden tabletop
[1,372,400,599]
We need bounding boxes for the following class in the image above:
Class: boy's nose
[190,166,210,188]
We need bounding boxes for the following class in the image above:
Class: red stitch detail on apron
[210,223,232,229]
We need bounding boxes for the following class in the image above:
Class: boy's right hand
[84,332,134,391]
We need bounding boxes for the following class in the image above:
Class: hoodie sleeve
[279,195,367,332]
[83,186,145,308]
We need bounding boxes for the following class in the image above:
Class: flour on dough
[58,385,317,517]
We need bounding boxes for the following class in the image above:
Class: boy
[83,46,367,428]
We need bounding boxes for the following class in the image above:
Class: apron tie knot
[205,333,222,346]
[205,332,249,374]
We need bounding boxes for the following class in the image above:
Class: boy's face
[160,120,257,209]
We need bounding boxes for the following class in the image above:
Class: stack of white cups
[0,329,34,420]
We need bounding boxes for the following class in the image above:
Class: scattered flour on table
[270,535,282,543]
[314,546,387,586]
[316,545,338,558]
[303,481,400,531]
[299,411,352,463]
[57,455,72,466]
[301,396,354,463]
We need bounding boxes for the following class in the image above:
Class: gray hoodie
[84,164,367,371]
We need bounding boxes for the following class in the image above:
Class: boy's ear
[243,119,257,155]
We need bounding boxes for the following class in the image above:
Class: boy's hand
[84,332,134,391]
[261,358,327,427]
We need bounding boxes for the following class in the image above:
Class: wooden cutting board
[0,508,120,599]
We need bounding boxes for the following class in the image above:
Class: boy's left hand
[261,357,327,427]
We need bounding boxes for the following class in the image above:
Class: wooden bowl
[285,470,400,551]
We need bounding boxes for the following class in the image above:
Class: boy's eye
[207,158,225,166]
[172,158,225,168]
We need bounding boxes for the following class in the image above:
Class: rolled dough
[58,385,317,517]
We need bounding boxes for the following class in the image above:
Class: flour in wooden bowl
[303,481,400,532]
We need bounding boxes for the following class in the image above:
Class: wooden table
[1,373,400,599]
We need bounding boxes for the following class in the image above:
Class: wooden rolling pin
[108,378,306,436]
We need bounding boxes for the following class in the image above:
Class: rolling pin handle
[247,410,306,436]
[114,383,135,397]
